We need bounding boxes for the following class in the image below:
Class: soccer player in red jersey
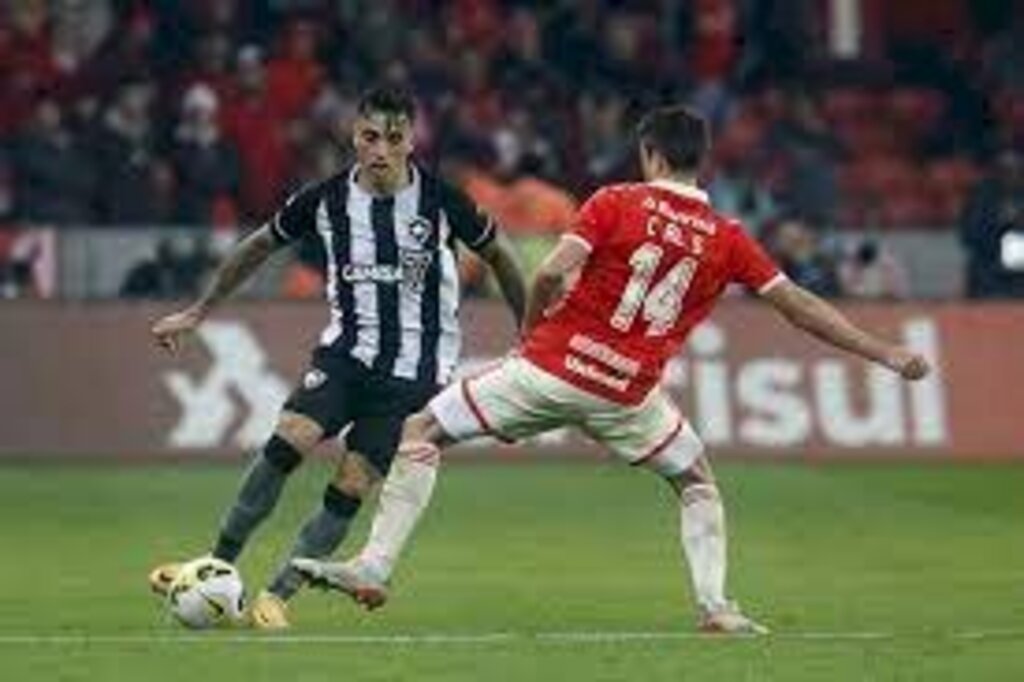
[295,105,931,634]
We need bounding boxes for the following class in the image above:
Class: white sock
[358,441,440,580]
[679,483,728,611]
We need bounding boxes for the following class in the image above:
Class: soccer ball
[166,557,246,629]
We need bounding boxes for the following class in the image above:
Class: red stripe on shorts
[631,417,683,468]
[461,372,515,443]
[462,378,491,430]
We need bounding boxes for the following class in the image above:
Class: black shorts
[283,348,439,474]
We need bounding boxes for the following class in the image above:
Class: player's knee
[396,437,442,468]
[322,483,362,518]
[643,420,706,480]
[401,409,448,447]
[264,413,322,473]
[274,411,323,455]
[401,410,432,441]
[260,434,304,474]
[673,457,718,499]
[332,454,378,498]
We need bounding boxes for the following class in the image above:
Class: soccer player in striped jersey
[294,105,931,634]
[147,86,526,628]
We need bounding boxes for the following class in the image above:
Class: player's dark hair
[635,105,709,173]
[357,85,417,122]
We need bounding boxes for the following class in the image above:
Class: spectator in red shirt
[688,0,739,85]
[222,45,293,221]
[0,0,60,135]
[266,19,325,121]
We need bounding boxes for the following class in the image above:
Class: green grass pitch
[1,459,1022,681]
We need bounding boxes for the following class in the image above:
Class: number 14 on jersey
[610,243,698,337]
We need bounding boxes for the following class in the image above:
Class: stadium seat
[839,156,934,228]
[836,119,903,158]
[927,158,981,224]
[888,88,947,137]
[714,111,765,165]
[881,187,938,228]
[846,156,919,195]
[821,88,879,126]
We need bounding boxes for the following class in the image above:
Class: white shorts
[430,357,704,476]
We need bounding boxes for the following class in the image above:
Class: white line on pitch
[0,630,1022,645]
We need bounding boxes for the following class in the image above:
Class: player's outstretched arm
[477,232,528,330]
[151,225,284,353]
[523,235,591,333]
[760,279,931,380]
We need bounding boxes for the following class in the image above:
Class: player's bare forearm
[523,272,562,333]
[152,226,282,353]
[192,226,281,315]
[762,280,928,378]
[523,235,592,333]
[479,233,527,330]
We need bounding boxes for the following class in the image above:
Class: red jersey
[522,180,784,405]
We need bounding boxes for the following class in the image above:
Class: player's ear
[638,142,655,178]
[402,121,415,152]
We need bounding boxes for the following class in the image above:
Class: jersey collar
[648,179,709,204]
[350,163,420,199]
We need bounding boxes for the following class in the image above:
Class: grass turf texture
[0,460,1022,680]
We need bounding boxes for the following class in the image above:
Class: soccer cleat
[148,562,183,597]
[249,590,291,630]
[291,557,389,611]
[697,602,770,635]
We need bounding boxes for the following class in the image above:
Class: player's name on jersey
[642,196,716,235]
[342,263,411,283]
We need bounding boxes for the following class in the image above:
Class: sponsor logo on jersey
[564,355,631,393]
[568,334,640,377]
[342,254,434,290]
[342,264,405,283]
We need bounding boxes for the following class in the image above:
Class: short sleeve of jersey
[270,181,326,244]
[728,222,784,293]
[569,187,619,250]
[441,183,497,252]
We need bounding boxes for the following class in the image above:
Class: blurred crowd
[2,0,1024,299]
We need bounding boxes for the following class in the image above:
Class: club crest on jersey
[407,216,434,247]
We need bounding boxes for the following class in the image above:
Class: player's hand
[151,305,205,354]
[885,347,931,381]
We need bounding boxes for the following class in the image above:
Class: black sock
[211,435,302,562]
[267,485,362,600]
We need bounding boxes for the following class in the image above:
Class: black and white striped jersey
[270,164,497,385]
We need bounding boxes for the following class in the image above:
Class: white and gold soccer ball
[166,557,245,629]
